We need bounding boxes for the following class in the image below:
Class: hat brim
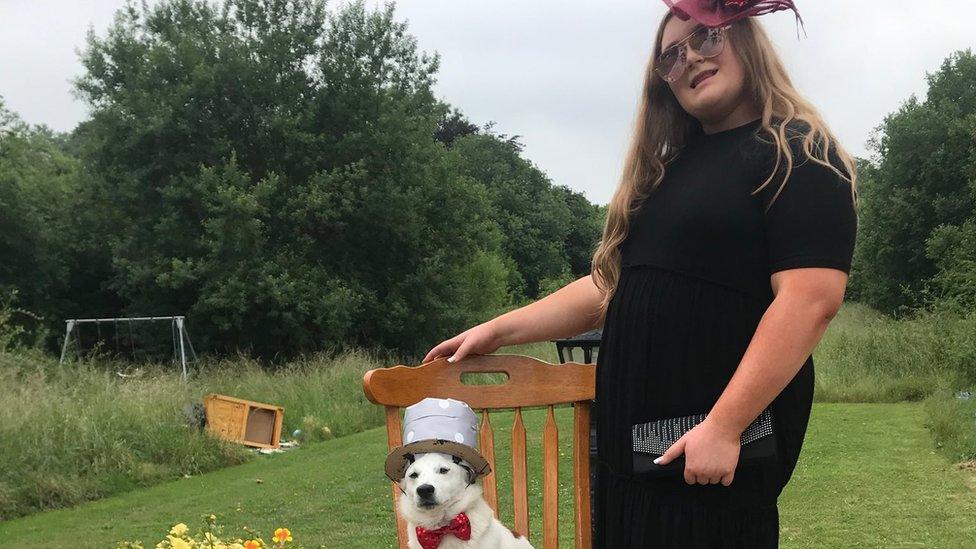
[385,439,491,482]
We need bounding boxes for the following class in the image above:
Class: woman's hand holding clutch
[651,415,743,486]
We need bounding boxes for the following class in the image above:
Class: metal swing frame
[58,315,197,380]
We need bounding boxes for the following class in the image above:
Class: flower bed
[117,514,300,549]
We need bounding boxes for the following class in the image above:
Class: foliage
[851,49,976,315]
[448,131,602,301]
[3,400,976,547]
[923,387,976,464]
[5,304,975,519]
[812,302,976,403]
[0,348,387,520]
[28,0,604,360]
[0,289,48,352]
[920,218,976,313]
[1,0,605,360]
[0,99,79,348]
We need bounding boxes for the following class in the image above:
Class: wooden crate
[203,393,284,449]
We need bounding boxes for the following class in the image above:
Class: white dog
[397,452,534,549]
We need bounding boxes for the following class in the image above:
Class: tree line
[849,49,976,317]
[0,0,604,360]
[1,0,972,361]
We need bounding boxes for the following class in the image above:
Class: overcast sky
[1,0,973,205]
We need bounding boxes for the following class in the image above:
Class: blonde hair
[590,12,859,314]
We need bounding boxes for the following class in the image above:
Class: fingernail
[653,457,662,464]
[447,356,455,363]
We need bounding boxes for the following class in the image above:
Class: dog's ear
[464,465,477,484]
[404,453,415,465]
[452,456,477,484]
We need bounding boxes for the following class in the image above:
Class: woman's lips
[691,69,718,89]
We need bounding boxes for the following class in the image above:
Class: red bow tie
[415,512,471,549]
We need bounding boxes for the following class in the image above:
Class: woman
[423,1,858,546]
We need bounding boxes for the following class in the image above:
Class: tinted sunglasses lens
[693,27,725,57]
[656,46,686,82]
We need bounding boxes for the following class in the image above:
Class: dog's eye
[409,472,418,479]
[438,467,449,474]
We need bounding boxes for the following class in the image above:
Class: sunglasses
[654,25,731,83]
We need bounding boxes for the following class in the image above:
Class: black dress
[593,117,858,548]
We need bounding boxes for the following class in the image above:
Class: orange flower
[272,527,293,543]
[244,540,261,549]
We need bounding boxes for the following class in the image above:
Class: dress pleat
[594,266,786,548]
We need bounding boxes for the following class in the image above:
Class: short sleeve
[762,152,858,274]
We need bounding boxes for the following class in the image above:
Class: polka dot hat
[384,397,491,482]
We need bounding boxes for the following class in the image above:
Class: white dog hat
[385,397,491,482]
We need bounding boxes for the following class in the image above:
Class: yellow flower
[167,536,193,549]
[169,523,189,537]
[244,540,261,549]
[272,527,293,543]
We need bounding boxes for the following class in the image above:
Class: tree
[434,105,479,148]
[70,0,511,358]
[449,131,575,301]
[850,49,976,315]
[0,98,79,347]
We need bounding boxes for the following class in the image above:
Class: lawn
[2,402,974,548]
[4,304,975,524]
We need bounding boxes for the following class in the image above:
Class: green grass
[0,348,391,520]
[812,303,976,403]
[808,303,976,470]
[1,403,974,548]
[779,403,976,548]
[2,302,976,524]
[922,389,976,464]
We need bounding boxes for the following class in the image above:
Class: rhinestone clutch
[632,407,777,477]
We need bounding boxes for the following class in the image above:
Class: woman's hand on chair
[422,320,504,364]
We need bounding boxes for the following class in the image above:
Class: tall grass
[922,388,976,463]
[3,301,975,520]
[0,347,392,520]
[811,303,976,463]
[813,302,976,402]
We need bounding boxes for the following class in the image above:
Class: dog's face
[400,452,475,510]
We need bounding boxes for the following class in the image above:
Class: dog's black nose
[416,484,435,497]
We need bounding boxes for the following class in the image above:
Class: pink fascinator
[661,0,805,36]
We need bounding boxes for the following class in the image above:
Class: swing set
[58,316,197,380]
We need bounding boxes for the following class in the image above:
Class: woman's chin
[691,82,736,109]
[683,96,721,116]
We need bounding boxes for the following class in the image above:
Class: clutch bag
[632,407,777,477]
